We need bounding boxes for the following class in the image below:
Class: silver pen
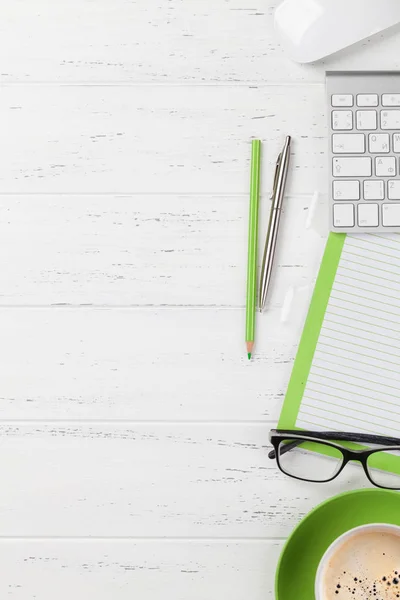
[259,135,291,312]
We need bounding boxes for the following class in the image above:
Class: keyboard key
[393,133,400,152]
[357,94,378,107]
[383,203,400,226]
[332,134,365,153]
[358,203,379,227]
[332,110,353,130]
[333,203,354,227]
[364,180,384,200]
[333,180,360,200]
[382,94,400,106]
[332,94,353,107]
[333,157,371,177]
[369,133,390,153]
[381,110,400,129]
[356,110,377,130]
[375,156,396,176]
[388,180,400,200]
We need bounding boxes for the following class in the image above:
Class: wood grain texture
[0,85,327,194]
[3,0,398,594]
[0,540,282,600]
[0,424,369,537]
[0,194,325,306]
[1,0,400,84]
[0,308,309,421]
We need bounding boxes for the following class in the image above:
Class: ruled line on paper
[295,233,400,436]
[302,396,400,421]
[307,376,400,404]
[371,233,400,245]
[327,304,400,327]
[324,313,400,335]
[322,324,400,349]
[339,258,400,278]
[315,344,400,370]
[322,322,400,344]
[336,268,400,289]
[345,241,400,261]
[334,281,400,302]
[341,253,400,273]
[329,296,400,319]
[305,388,400,414]
[348,236,400,253]
[313,356,400,379]
[311,363,400,390]
[332,287,400,309]
[301,401,393,428]
[338,265,400,287]
[318,334,400,360]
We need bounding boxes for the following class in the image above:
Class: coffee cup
[315,523,400,600]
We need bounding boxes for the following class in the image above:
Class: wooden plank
[1,0,400,84]
[0,307,309,421]
[0,423,368,537]
[0,194,325,306]
[0,540,282,600]
[0,85,327,194]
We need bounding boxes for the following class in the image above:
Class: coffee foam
[322,531,400,600]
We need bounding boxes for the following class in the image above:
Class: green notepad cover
[278,232,346,429]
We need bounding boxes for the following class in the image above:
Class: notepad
[279,232,400,438]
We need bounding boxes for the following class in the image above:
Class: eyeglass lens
[278,439,344,482]
[366,448,400,489]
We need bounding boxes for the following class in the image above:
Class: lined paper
[296,233,400,437]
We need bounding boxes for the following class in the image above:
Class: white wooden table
[1,2,400,597]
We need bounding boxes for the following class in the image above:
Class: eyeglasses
[269,429,400,490]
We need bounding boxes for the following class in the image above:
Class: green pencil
[246,139,261,360]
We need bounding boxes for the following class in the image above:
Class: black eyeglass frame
[269,429,400,489]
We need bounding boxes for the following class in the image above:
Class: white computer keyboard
[327,71,400,233]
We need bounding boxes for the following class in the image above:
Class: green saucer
[276,489,400,600]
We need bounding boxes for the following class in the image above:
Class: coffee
[321,529,400,600]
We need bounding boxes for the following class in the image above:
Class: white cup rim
[315,523,400,600]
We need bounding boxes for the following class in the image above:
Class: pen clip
[270,153,281,200]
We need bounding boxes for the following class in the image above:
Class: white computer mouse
[274,0,400,63]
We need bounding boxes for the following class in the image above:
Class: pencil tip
[248,352,252,360]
